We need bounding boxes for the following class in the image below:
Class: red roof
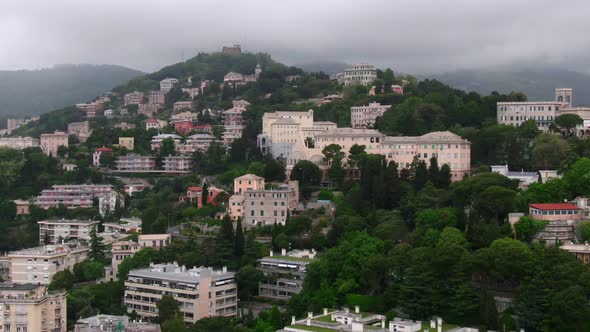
[146,118,158,123]
[529,203,580,210]
[95,147,113,152]
[187,186,203,192]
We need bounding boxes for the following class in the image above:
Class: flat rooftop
[128,263,234,284]
[38,219,98,224]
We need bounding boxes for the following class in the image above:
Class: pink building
[193,124,213,134]
[186,186,226,208]
[138,103,161,117]
[175,134,215,154]
[67,121,91,142]
[40,131,69,157]
[123,91,145,105]
[174,120,194,134]
[76,98,107,118]
[391,84,404,95]
[34,184,114,209]
[124,184,148,196]
[222,106,246,144]
[234,174,265,194]
[350,102,391,128]
[162,155,192,173]
[93,146,113,167]
[173,101,193,112]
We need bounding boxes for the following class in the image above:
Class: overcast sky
[1,0,589,74]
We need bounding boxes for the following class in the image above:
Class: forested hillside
[0,64,143,121]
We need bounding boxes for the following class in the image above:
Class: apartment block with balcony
[73,314,161,332]
[5,243,89,284]
[350,102,391,128]
[34,184,114,209]
[115,154,157,172]
[258,249,316,301]
[222,106,247,145]
[150,134,182,151]
[38,219,99,245]
[124,263,237,324]
[0,283,67,332]
[162,155,192,173]
[333,64,378,86]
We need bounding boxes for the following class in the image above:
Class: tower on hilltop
[222,44,242,55]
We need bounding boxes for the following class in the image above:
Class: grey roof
[506,171,538,177]
[128,264,235,284]
[0,283,39,291]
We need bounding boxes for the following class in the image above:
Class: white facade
[351,102,391,128]
[334,64,378,86]
[160,78,179,93]
[0,137,39,150]
[38,219,99,244]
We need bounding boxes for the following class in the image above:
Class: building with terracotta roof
[529,203,582,244]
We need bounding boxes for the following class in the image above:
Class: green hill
[0,64,143,120]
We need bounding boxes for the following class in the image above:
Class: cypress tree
[234,218,245,258]
[201,183,208,207]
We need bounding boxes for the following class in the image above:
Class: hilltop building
[332,64,378,86]
[124,263,237,323]
[160,78,179,93]
[222,44,242,55]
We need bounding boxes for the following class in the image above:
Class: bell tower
[555,88,573,107]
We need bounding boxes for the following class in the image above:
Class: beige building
[5,243,89,284]
[234,174,265,194]
[67,121,91,142]
[124,263,237,323]
[138,234,171,249]
[173,101,193,112]
[13,200,30,215]
[38,219,99,244]
[350,102,391,128]
[0,137,39,150]
[123,91,145,105]
[0,283,67,332]
[105,240,141,282]
[40,131,69,156]
[118,137,135,151]
[240,181,299,228]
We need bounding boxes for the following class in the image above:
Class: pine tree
[234,218,245,258]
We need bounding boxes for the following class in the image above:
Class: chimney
[355,305,360,314]
[323,308,328,315]
[291,316,296,325]
[281,248,287,256]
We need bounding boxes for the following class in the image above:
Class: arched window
[558,96,564,102]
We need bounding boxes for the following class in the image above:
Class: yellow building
[0,283,67,332]
[118,137,135,151]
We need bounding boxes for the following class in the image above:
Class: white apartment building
[258,249,316,300]
[124,263,237,323]
[38,219,99,244]
[103,217,142,234]
[5,243,89,284]
[350,102,391,128]
[333,64,378,86]
[162,155,193,173]
[0,137,39,150]
[160,78,179,93]
[0,283,67,332]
